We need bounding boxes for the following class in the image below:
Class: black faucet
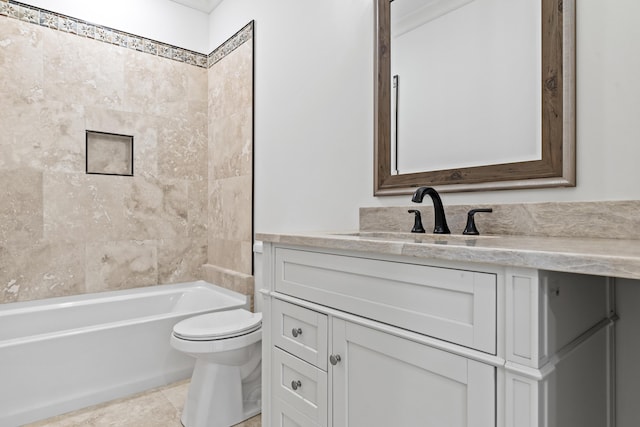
[407,209,426,233]
[411,187,450,234]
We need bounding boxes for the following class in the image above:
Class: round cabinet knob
[291,328,303,338]
[329,354,342,365]
[291,380,302,390]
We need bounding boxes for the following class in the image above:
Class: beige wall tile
[0,102,44,171]
[209,105,253,180]
[0,101,85,173]
[207,238,253,275]
[208,42,253,121]
[0,242,85,304]
[85,240,157,293]
[208,175,252,242]
[83,174,132,241]
[43,171,89,243]
[188,178,208,238]
[40,102,86,173]
[0,168,43,244]
[0,18,44,106]
[43,29,125,109]
[146,60,189,119]
[158,237,207,284]
[187,64,209,104]
[122,53,171,116]
[158,116,207,181]
[122,51,206,120]
[124,177,189,240]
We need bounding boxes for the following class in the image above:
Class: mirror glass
[375,0,575,195]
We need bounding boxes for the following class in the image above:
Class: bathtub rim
[0,280,246,314]
[0,280,249,347]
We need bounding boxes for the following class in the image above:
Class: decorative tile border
[0,1,252,69]
[208,21,254,67]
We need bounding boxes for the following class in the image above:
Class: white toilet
[170,309,262,427]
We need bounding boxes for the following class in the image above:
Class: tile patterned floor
[25,381,261,427]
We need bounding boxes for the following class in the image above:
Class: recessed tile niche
[86,130,134,176]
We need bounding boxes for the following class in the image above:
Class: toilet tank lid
[173,309,262,340]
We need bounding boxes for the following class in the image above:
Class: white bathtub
[0,281,249,426]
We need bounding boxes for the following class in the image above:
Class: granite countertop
[256,231,640,280]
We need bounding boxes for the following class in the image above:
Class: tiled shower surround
[0,5,254,304]
[208,41,254,276]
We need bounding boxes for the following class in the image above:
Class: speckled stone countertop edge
[256,232,640,281]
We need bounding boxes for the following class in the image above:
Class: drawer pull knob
[329,354,342,365]
[291,380,302,390]
[291,328,303,338]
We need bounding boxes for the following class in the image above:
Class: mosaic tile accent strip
[209,21,254,67]
[3,0,214,68]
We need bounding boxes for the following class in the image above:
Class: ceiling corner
[169,0,223,14]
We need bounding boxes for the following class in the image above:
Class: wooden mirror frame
[374,0,576,195]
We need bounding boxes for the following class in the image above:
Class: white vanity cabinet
[260,243,615,427]
[269,298,494,427]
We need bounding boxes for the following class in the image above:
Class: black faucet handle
[463,208,493,235]
[408,210,426,233]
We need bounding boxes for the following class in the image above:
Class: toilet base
[180,344,261,427]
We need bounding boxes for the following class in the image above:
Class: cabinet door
[331,319,495,427]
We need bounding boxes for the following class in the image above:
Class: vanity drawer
[274,247,497,354]
[272,397,321,427]
[272,299,328,370]
[272,347,327,427]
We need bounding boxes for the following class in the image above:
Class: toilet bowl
[170,309,262,427]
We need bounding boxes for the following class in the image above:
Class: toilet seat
[173,309,262,341]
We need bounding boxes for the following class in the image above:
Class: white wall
[209,0,640,234]
[18,0,210,53]
[209,0,375,233]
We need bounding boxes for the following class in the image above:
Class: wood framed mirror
[374,0,575,195]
